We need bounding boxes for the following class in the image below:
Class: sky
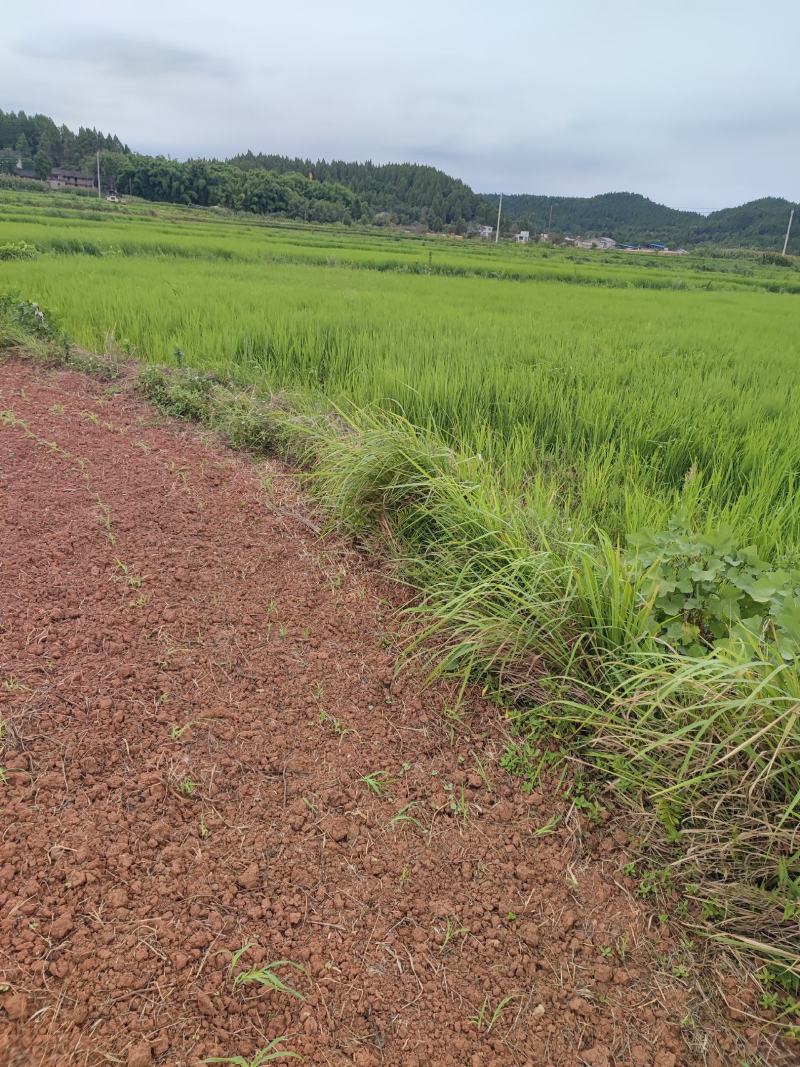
[2,0,798,212]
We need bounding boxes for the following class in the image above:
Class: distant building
[515,230,530,243]
[11,160,96,188]
[49,168,95,189]
[478,224,494,239]
[575,236,617,249]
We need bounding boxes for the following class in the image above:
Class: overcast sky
[2,0,798,211]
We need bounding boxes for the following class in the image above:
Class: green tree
[33,149,52,180]
[14,134,31,163]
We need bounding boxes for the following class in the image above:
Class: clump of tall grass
[277,400,800,982]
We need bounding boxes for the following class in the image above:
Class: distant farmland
[2,189,800,554]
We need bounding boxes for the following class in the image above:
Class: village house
[12,160,96,189]
[478,224,494,239]
[49,168,95,189]
[515,230,530,243]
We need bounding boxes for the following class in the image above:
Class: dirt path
[0,359,752,1066]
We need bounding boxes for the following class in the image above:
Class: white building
[515,230,530,243]
[574,236,617,250]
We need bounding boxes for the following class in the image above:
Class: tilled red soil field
[0,359,765,1065]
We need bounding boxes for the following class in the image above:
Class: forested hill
[0,109,128,175]
[2,109,796,247]
[486,191,799,251]
[227,153,489,228]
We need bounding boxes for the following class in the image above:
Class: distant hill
[228,153,489,229]
[486,191,799,251]
[2,109,796,248]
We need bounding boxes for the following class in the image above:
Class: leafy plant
[0,291,57,340]
[628,519,800,658]
[137,365,215,421]
[0,241,38,261]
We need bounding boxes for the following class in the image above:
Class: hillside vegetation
[3,109,796,247]
[489,190,800,252]
[0,108,128,176]
[229,152,489,228]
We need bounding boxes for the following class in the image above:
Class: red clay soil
[0,358,768,1066]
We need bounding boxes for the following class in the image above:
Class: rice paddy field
[3,189,800,556]
[2,187,800,992]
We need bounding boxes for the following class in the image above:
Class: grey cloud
[4,0,800,211]
[20,33,232,81]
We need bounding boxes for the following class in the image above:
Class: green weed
[359,770,392,797]
[228,946,308,1000]
[468,993,520,1034]
[203,1037,302,1064]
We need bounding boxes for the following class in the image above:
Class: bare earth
[0,359,763,1065]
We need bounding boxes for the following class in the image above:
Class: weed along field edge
[1,190,799,1062]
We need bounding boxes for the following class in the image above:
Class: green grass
[2,188,799,987]
[3,191,800,559]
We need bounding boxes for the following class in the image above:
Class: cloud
[3,0,799,210]
[20,33,232,81]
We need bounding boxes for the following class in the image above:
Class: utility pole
[783,208,795,256]
[495,192,502,244]
[548,201,556,231]
[96,150,101,200]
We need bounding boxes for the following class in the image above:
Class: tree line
[3,110,795,247]
[228,153,491,230]
[0,109,128,179]
[98,153,365,222]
